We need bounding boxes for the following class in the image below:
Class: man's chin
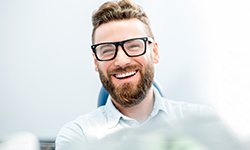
[114,80,138,91]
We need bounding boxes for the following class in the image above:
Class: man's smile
[114,70,138,79]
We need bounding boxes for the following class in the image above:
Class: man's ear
[92,53,99,72]
[152,42,160,64]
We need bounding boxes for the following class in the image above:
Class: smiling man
[55,0,214,149]
[93,17,159,121]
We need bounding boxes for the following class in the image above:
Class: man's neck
[112,88,155,122]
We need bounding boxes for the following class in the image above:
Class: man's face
[93,19,159,107]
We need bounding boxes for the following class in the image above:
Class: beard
[98,63,154,108]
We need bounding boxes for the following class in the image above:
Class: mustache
[108,65,141,75]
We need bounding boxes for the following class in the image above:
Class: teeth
[115,71,136,79]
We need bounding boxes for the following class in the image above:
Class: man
[55,0,214,149]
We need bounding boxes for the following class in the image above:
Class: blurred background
[0,0,250,148]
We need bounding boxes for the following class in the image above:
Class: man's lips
[113,70,138,79]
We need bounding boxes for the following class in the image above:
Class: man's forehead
[93,19,149,44]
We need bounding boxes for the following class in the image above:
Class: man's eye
[101,49,114,55]
[127,44,141,50]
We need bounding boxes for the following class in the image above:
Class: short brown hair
[91,0,154,43]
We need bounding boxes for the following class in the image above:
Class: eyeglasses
[91,37,153,61]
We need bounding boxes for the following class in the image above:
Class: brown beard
[98,63,154,108]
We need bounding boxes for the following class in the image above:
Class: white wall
[0,0,102,140]
[1,0,249,140]
[199,0,250,138]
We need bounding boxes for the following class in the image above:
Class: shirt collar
[150,86,168,117]
[104,86,168,128]
[105,97,123,128]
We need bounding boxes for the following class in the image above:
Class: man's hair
[91,0,154,43]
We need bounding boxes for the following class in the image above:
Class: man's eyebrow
[98,44,114,48]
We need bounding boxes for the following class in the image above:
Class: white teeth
[115,71,136,79]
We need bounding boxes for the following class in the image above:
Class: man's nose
[114,46,131,67]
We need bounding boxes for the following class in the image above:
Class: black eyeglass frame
[91,37,152,61]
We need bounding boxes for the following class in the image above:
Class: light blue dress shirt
[55,88,214,150]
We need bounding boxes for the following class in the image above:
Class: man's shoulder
[60,106,108,133]
[76,106,108,125]
[163,98,217,119]
[56,106,109,149]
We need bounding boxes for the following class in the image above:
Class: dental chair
[97,79,165,107]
